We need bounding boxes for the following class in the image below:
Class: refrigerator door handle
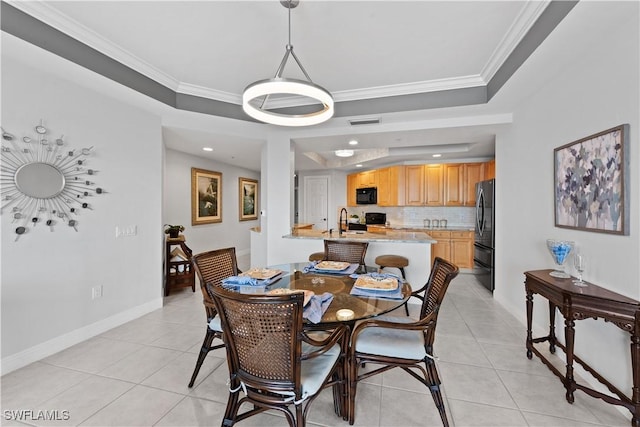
[476,188,485,236]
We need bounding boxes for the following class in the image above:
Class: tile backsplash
[350,206,475,228]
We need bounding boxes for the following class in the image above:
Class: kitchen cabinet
[428,229,474,269]
[485,159,495,180]
[450,230,474,268]
[429,230,451,264]
[405,164,443,206]
[405,165,425,205]
[463,162,485,206]
[377,166,404,206]
[443,164,464,206]
[424,164,444,206]
[357,170,378,188]
[444,163,485,206]
[347,161,487,207]
[347,173,358,206]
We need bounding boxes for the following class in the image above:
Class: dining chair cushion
[300,343,342,397]
[353,316,426,360]
[208,316,222,332]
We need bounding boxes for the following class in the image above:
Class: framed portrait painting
[239,177,258,221]
[554,124,629,235]
[192,168,222,225]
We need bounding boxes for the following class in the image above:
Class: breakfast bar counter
[281,229,435,293]
[283,228,437,243]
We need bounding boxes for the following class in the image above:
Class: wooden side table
[524,269,640,426]
[165,235,195,296]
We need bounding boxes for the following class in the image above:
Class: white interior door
[303,176,329,230]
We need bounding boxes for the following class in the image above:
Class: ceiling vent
[348,117,381,126]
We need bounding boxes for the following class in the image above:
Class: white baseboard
[1,298,163,376]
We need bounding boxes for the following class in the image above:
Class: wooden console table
[165,235,195,296]
[525,269,639,426]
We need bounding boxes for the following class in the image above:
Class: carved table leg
[549,301,557,354]
[631,328,639,427]
[564,316,576,403]
[526,288,533,359]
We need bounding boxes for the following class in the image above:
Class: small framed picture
[192,168,222,225]
[554,124,629,235]
[239,177,258,221]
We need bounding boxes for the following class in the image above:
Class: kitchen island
[282,228,436,292]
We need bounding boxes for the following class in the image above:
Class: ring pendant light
[242,0,334,127]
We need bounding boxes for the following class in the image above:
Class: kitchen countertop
[371,225,475,232]
[283,228,436,244]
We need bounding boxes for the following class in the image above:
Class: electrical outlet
[92,285,103,299]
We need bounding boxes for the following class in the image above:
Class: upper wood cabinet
[485,159,495,180]
[405,164,443,206]
[346,160,493,207]
[357,170,378,188]
[377,166,404,206]
[424,164,444,206]
[444,162,485,206]
[405,165,425,205]
[463,162,485,206]
[347,173,358,207]
[443,164,464,206]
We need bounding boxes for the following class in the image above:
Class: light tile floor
[1,273,632,426]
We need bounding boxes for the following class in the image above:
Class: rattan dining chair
[347,257,459,426]
[188,247,239,388]
[323,239,369,271]
[210,285,349,427]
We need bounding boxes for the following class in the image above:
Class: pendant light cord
[288,0,292,47]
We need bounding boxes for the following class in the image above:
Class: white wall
[1,52,164,372]
[495,1,639,395]
[163,149,259,260]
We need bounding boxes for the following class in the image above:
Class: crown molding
[333,75,486,102]
[7,0,180,91]
[177,82,241,105]
[8,1,488,108]
[481,0,551,82]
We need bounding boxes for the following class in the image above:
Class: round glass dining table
[263,262,413,325]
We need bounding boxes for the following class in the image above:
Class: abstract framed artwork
[191,168,222,225]
[239,177,258,221]
[554,124,629,235]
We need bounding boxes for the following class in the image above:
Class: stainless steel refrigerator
[474,179,495,292]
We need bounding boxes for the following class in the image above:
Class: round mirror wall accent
[1,121,104,240]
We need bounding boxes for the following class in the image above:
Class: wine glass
[572,252,587,286]
[546,239,574,278]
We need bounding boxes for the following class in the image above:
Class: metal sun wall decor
[554,124,629,235]
[1,121,104,240]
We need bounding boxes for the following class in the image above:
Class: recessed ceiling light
[203,147,213,152]
[432,154,442,158]
[355,164,363,168]
[335,149,354,157]
[348,139,358,146]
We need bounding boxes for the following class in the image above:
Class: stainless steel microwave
[356,187,377,205]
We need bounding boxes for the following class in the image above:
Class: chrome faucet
[339,208,348,236]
